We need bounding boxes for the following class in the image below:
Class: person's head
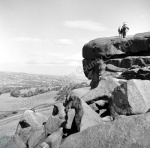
[123,22,127,26]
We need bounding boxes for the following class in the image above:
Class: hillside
[0,71,88,95]
[0,71,62,88]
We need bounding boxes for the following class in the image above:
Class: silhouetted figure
[118,22,129,38]
[118,26,122,38]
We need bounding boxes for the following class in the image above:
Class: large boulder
[17,126,45,148]
[21,110,48,128]
[80,99,102,131]
[27,129,45,148]
[134,32,150,38]
[71,77,120,103]
[60,112,150,148]
[83,32,150,60]
[8,110,48,148]
[110,79,150,117]
[64,95,102,132]
[8,127,45,148]
[45,115,64,136]
[82,37,125,60]
[127,37,150,53]
[44,128,63,148]
[18,127,32,144]
[7,135,26,148]
[82,32,150,85]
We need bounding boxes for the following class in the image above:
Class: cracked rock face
[77,32,150,122]
[64,95,102,132]
[82,32,150,88]
[60,112,150,148]
[110,79,150,117]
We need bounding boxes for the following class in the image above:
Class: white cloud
[57,39,73,45]
[64,20,107,32]
[11,37,51,43]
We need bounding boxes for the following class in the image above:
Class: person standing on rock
[122,22,129,38]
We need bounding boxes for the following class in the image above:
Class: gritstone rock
[21,110,47,128]
[110,79,150,117]
[60,112,150,148]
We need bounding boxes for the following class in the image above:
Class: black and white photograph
[0,0,150,147]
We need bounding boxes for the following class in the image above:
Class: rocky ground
[3,32,150,148]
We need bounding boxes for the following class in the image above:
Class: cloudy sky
[0,0,149,76]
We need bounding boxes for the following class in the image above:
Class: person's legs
[123,31,126,38]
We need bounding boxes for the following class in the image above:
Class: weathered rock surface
[60,112,150,148]
[110,79,150,117]
[71,77,120,103]
[27,129,45,148]
[18,127,32,144]
[7,135,26,148]
[66,109,75,129]
[44,128,63,148]
[17,125,45,148]
[119,67,150,80]
[89,103,99,112]
[82,32,150,88]
[70,87,90,99]
[52,103,66,119]
[65,95,102,132]
[80,99,102,131]
[21,110,47,128]
[45,103,66,136]
[82,37,126,60]
[38,142,49,148]
[134,32,150,38]
[45,115,64,136]
[83,32,150,60]
[106,56,150,68]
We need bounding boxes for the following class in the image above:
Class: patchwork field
[0,91,57,112]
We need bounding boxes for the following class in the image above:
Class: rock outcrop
[82,32,150,88]
[83,32,150,60]
[59,32,150,148]
[8,96,102,148]
[60,112,150,148]
[80,32,150,120]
